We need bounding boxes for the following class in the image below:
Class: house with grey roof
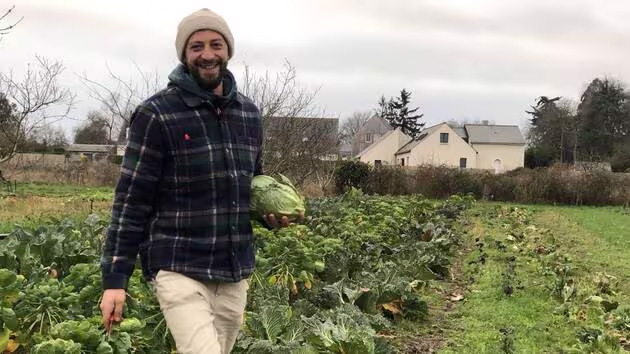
[357,121,525,172]
[351,115,393,156]
[64,144,121,162]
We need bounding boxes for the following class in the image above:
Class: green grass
[2,181,114,199]
[440,203,630,353]
[532,205,630,298]
[440,205,577,353]
[0,182,113,233]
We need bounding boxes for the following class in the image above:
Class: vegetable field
[1,183,630,353]
[0,187,472,353]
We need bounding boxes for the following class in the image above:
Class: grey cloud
[312,74,536,126]
[9,3,175,66]
[5,0,630,133]
[337,1,607,40]
[239,31,598,93]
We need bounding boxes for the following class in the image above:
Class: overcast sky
[3,0,630,138]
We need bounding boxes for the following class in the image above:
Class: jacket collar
[167,64,244,109]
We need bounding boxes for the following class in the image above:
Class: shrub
[334,160,371,194]
[365,166,411,195]
[611,150,630,173]
[525,147,553,169]
[340,164,630,206]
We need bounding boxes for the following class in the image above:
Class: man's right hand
[262,211,305,229]
[100,289,126,333]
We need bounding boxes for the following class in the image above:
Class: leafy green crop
[49,320,101,349]
[32,338,82,353]
[0,191,473,352]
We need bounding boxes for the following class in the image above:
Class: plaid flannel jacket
[101,77,262,289]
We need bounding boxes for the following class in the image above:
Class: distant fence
[4,153,67,168]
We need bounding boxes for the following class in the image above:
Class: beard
[187,57,228,92]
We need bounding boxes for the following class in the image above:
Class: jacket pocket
[173,136,217,181]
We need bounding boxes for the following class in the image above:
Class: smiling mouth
[199,64,219,71]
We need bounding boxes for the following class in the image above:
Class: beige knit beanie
[175,8,234,62]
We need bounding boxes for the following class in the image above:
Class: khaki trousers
[153,270,249,354]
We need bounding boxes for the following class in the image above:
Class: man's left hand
[263,211,305,229]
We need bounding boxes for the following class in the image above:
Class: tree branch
[0,55,74,163]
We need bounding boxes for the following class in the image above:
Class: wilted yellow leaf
[0,329,9,352]
[576,309,587,321]
[6,338,19,352]
[49,268,58,279]
[291,281,298,295]
[450,292,465,302]
[382,300,403,315]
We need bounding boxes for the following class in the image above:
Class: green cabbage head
[250,174,305,221]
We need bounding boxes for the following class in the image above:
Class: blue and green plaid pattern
[101,75,262,289]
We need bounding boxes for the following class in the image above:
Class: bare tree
[78,62,162,143]
[265,116,340,186]
[0,5,23,43]
[241,60,324,120]
[22,124,68,153]
[339,111,372,145]
[240,61,339,189]
[0,56,75,163]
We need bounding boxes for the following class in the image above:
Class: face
[184,30,229,92]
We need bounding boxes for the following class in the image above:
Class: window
[493,159,503,174]
[406,157,410,166]
[459,158,467,168]
[374,160,382,166]
[440,133,449,143]
[400,158,405,166]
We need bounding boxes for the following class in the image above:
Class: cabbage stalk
[250,174,305,221]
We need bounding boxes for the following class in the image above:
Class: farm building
[64,144,123,162]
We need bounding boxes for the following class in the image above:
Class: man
[100,8,294,353]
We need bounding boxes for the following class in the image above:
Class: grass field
[1,183,629,352]
[441,203,630,353]
[0,182,113,232]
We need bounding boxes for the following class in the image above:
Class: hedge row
[334,161,630,206]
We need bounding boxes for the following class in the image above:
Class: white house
[357,122,526,172]
[351,116,393,156]
[355,129,411,166]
